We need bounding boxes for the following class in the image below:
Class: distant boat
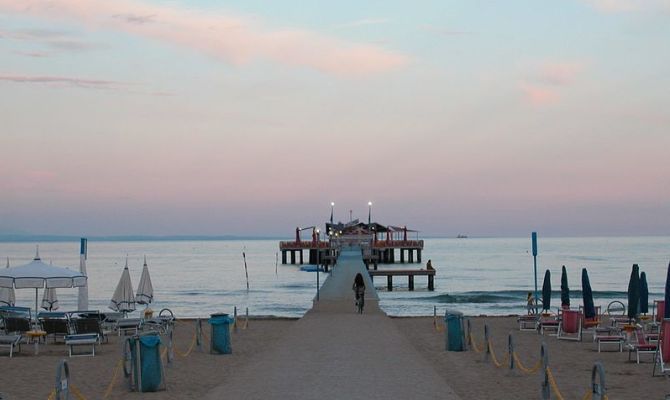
[456,234,468,239]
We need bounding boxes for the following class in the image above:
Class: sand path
[205,249,461,400]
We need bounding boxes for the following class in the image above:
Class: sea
[1,237,668,318]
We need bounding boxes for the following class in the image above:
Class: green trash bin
[444,310,465,351]
[208,313,235,354]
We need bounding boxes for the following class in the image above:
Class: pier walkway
[205,248,460,400]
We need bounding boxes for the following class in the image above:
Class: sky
[0,0,669,238]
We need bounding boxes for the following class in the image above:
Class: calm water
[1,237,668,317]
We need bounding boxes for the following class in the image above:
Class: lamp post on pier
[316,229,321,301]
[330,202,334,224]
[368,201,372,225]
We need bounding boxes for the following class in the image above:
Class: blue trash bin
[128,334,164,392]
[444,310,465,351]
[208,313,235,354]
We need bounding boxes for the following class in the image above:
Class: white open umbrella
[0,257,16,306]
[109,258,136,313]
[135,255,154,306]
[0,247,86,318]
[41,287,59,311]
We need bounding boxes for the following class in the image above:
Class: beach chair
[2,316,31,335]
[38,312,71,343]
[594,327,625,352]
[653,319,670,376]
[538,314,560,336]
[64,333,99,357]
[517,315,538,331]
[580,305,602,341]
[117,318,143,336]
[0,334,22,357]
[557,309,582,341]
[73,317,109,344]
[627,326,657,364]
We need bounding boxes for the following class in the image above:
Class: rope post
[484,324,490,363]
[54,359,70,400]
[508,333,515,371]
[233,306,238,333]
[246,307,249,329]
[196,318,204,353]
[591,362,607,400]
[541,342,550,400]
[167,327,174,366]
[466,319,472,347]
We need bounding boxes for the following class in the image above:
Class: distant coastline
[0,234,285,243]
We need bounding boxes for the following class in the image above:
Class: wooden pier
[369,269,435,291]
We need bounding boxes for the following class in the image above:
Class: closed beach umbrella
[541,269,551,312]
[77,238,88,311]
[665,262,670,319]
[627,264,640,321]
[581,268,596,319]
[41,287,59,311]
[0,258,16,306]
[639,271,649,315]
[560,265,570,308]
[135,256,154,306]
[109,258,136,313]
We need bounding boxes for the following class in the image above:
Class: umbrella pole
[35,288,38,324]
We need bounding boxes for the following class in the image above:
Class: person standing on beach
[527,292,534,314]
[352,273,365,313]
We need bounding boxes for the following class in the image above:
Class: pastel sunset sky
[1,0,668,237]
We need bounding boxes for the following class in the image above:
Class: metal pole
[532,232,539,314]
[316,250,320,301]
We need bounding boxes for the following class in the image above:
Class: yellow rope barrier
[582,390,593,400]
[69,385,87,400]
[546,367,566,400]
[173,332,198,357]
[433,315,445,332]
[102,359,124,399]
[469,333,483,353]
[47,389,56,400]
[512,352,542,374]
[487,339,509,368]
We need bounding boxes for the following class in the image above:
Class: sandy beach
[1,314,668,399]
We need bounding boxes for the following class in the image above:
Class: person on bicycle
[352,273,365,312]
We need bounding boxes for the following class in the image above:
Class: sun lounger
[538,314,560,336]
[627,326,657,363]
[64,333,99,357]
[38,313,71,343]
[557,309,582,341]
[117,318,143,336]
[2,316,32,335]
[594,327,625,352]
[0,334,22,358]
[517,315,538,331]
[72,316,109,344]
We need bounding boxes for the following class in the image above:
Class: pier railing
[372,240,423,249]
[279,241,331,250]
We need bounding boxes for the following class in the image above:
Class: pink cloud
[520,83,559,106]
[582,0,670,13]
[0,0,408,77]
[0,73,127,89]
[520,61,585,106]
[536,62,584,86]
